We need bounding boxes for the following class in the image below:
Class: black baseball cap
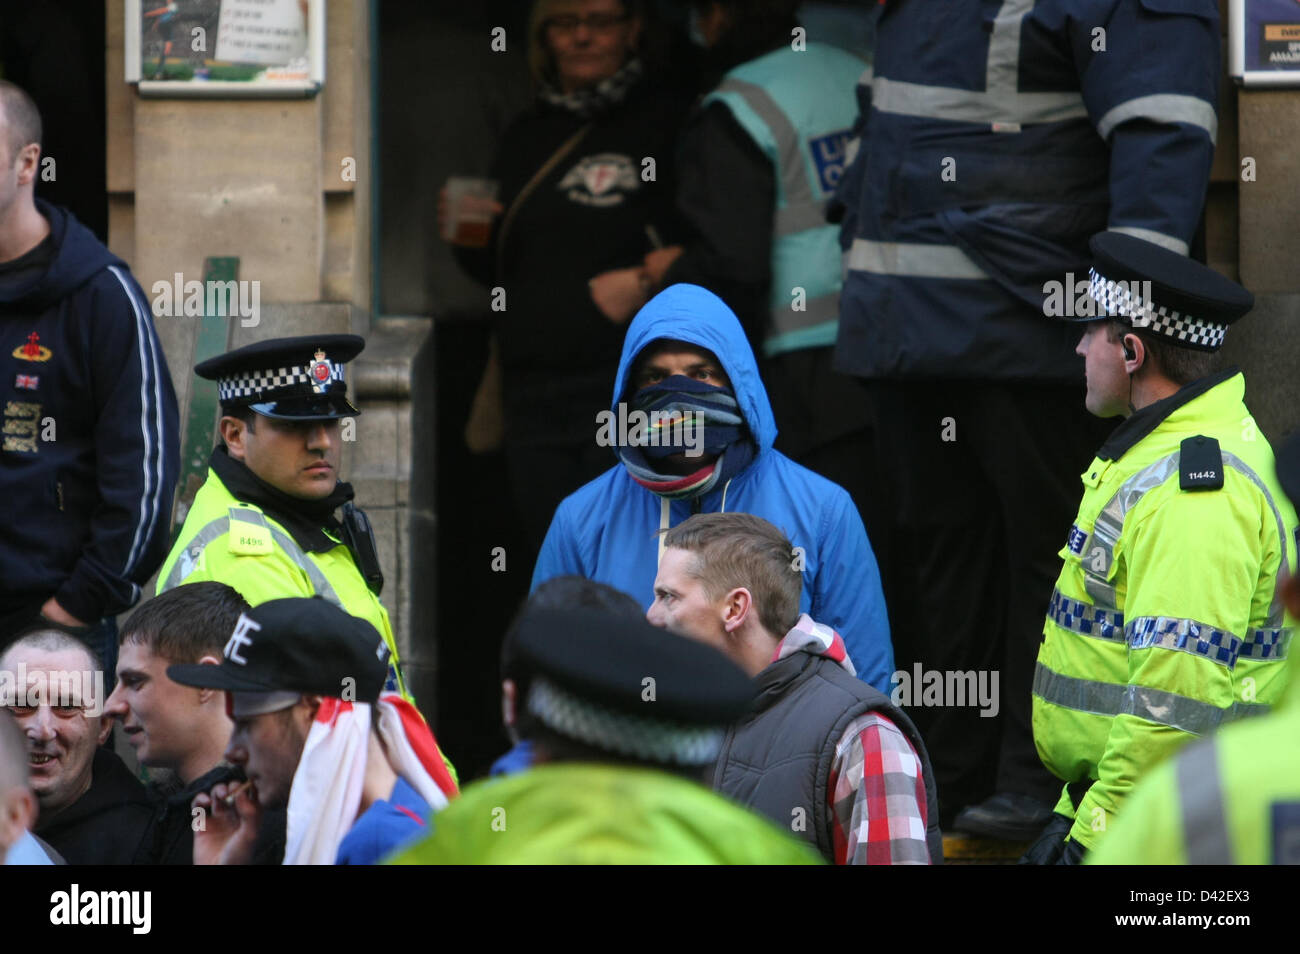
[167,597,390,704]
[511,606,755,766]
[195,334,364,421]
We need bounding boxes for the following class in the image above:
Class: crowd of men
[3,0,1300,866]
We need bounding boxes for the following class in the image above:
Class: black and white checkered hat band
[218,363,345,402]
[1088,268,1227,350]
[525,674,725,767]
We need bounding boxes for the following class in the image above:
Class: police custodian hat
[1066,232,1255,353]
[167,596,391,704]
[510,606,756,767]
[196,334,364,421]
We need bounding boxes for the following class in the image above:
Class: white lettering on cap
[224,613,262,666]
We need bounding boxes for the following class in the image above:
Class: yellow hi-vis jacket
[158,466,411,701]
[1033,370,1297,851]
[1087,684,1300,865]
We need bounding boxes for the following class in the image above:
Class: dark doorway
[0,0,108,240]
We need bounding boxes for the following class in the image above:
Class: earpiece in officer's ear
[1123,340,1137,362]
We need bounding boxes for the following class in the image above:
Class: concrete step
[941,833,1031,865]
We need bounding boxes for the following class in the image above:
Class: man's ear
[1122,333,1144,371]
[299,694,322,721]
[195,655,224,706]
[14,143,40,187]
[721,587,752,633]
[218,416,247,460]
[95,715,112,747]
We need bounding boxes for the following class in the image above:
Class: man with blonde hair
[648,512,941,864]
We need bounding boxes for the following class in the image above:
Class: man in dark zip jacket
[0,82,179,663]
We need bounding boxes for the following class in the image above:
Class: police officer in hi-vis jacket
[1026,233,1298,864]
[157,335,410,701]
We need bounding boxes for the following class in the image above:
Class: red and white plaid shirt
[776,616,930,865]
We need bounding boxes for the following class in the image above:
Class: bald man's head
[0,80,41,163]
[1,631,107,818]
[0,708,26,793]
[0,708,36,862]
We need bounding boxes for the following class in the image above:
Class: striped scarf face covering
[616,376,755,499]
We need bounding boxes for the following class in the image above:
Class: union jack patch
[15,374,38,390]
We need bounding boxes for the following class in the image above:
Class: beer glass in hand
[439,177,503,248]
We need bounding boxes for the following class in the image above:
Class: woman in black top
[444,0,692,557]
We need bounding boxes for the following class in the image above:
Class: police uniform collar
[209,445,353,553]
[1096,367,1240,462]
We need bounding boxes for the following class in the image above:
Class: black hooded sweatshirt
[140,761,287,865]
[34,747,154,865]
[0,200,178,635]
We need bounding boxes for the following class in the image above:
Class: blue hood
[613,284,777,455]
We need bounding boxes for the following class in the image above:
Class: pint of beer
[443,176,500,248]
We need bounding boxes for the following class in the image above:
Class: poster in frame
[125,0,325,97]
[1230,0,1300,87]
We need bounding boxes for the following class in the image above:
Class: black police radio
[340,501,385,596]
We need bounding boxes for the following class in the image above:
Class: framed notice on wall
[125,0,325,97]
[1230,0,1300,87]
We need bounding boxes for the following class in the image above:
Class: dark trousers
[866,381,1115,825]
[765,349,894,593]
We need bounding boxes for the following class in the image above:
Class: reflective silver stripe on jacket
[871,76,1087,126]
[1082,449,1292,628]
[775,201,833,235]
[1176,740,1233,864]
[1082,453,1179,607]
[713,77,842,342]
[1107,226,1190,256]
[1033,662,1267,736]
[714,77,815,215]
[162,507,343,607]
[872,0,1086,126]
[847,239,990,279]
[1096,94,1218,144]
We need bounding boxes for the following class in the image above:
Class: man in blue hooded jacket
[531,283,893,692]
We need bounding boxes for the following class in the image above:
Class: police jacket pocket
[935,202,1107,312]
[1137,0,1217,21]
[894,147,1107,219]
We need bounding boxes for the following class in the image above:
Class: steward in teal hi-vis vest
[703,41,863,357]
[157,334,411,702]
[1030,233,1297,861]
